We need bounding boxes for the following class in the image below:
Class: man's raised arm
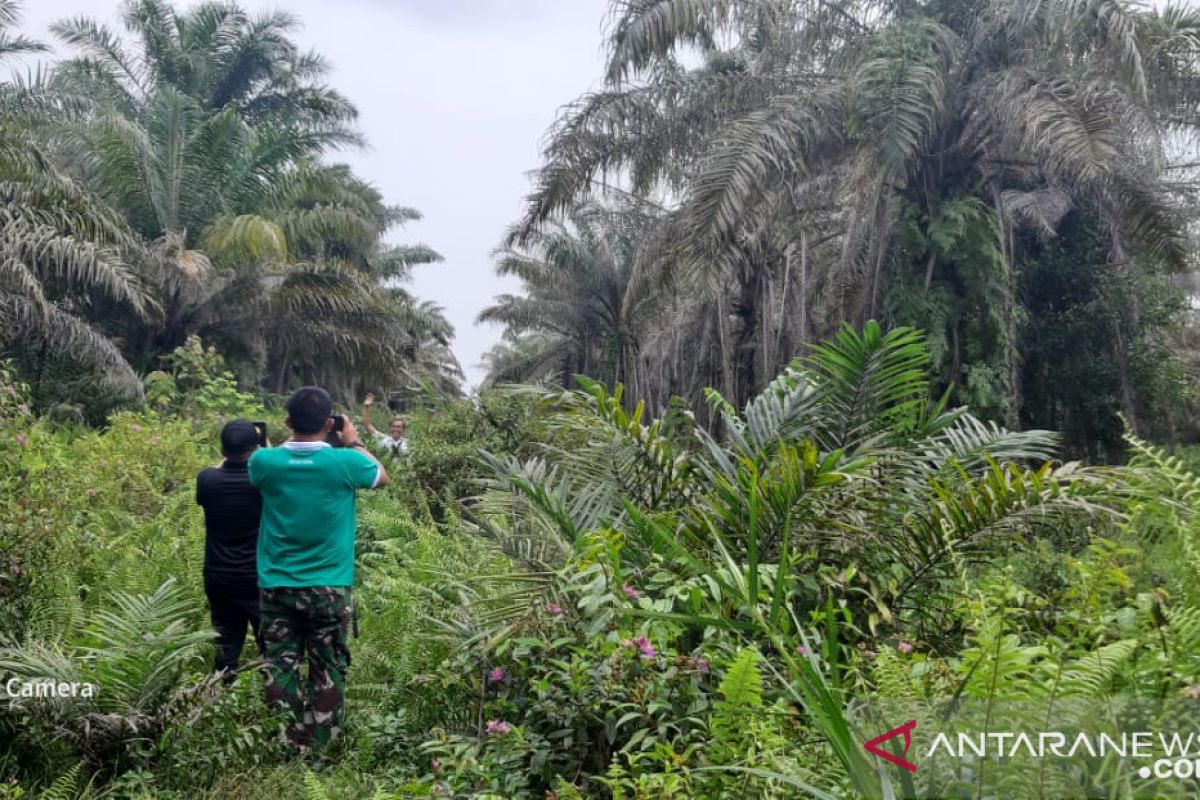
[339,415,389,487]
[361,393,380,439]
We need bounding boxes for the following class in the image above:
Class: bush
[416,533,807,798]
[392,388,555,525]
[0,354,512,794]
[0,362,40,638]
[11,327,1200,799]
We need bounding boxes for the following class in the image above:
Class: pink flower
[485,720,511,735]
[630,635,656,659]
[621,585,641,600]
[431,758,442,773]
[14,435,26,448]
[795,645,807,655]
[695,658,710,674]
[130,424,142,432]
[898,641,914,655]
[545,602,564,616]
[488,667,507,683]
[16,404,28,415]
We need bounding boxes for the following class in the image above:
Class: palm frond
[853,19,958,181]
[802,321,929,453]
[606,0,731,84]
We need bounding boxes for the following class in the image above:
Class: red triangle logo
[864,719,918,773]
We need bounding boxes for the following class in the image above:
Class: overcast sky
[16,0,611,389]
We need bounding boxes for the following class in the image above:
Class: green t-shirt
[248,442,380,589]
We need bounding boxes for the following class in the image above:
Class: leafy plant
[454,322,1120,796]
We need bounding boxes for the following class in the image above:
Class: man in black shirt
[196,420,265,678]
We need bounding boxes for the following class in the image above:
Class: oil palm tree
[49,1,361,246]
[468,322,1105,796]
[0,1,152,409]
[480,200,656,395]
[386,294,463,398]
[0,0,41,61]
[253,163,458,398]
[521,0,1200,420]
[49,0,356,133]
[46,1,457,399]
[49,2,358,365]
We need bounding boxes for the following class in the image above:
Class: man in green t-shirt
[249,385,388,750]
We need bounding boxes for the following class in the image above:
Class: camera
[325,414,347,448]
[252,421,268,447]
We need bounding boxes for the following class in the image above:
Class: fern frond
[302,771,329,800]
[710,646,765,761]
[36,763,81,800]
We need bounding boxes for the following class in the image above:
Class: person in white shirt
[362,393,409,457]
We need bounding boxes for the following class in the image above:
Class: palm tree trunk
[800,231,809,345]
[275,344,290,395]
[33,338,49,406]
[951,321,961,389]
[624,344,636,409]
[762,265,774,382]
[922,250,937,295]
[866,187,893,322]
[733,263,762,404]
[991,183,1020,429]
[716,294,734,402]
[775,240,794,361]
[1113,315,1140,436]
[838,206,860,324]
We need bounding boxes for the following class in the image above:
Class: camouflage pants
[259,586,352,748]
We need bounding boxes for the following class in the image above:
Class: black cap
[221,419,260,456]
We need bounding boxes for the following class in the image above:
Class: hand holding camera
[331,414,361,448]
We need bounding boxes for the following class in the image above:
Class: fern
[957,612,1046,700]
[1126,436,1200,590]
[869,648,924,700]
[719,647,764,709]
[709,647,764,763]
[1047,640,1138,697]
[1165,606,1200,685]
[1126,434,1200,506]
[302,771,329,800]
[36,764,79,800]
[1,579,211,765]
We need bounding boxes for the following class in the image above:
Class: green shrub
[11,326,1200,799]
[0,352,511,794]
[394,390,543,525]
[415,532,811,798]
[0,362,40,638]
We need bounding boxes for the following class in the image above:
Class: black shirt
[196,462,262,582]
